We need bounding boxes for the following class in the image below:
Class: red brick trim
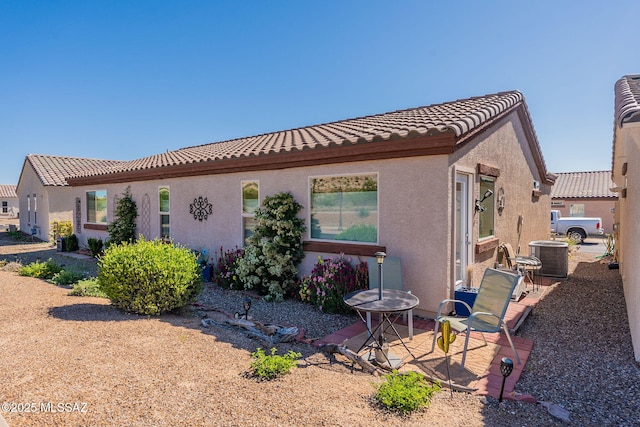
[84,223,108,231]
[303,241,386,257]
[475,237,499,254]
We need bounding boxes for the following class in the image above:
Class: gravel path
[0,227,638,426]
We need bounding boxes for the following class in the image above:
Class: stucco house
[550,171,617,233]
[612,74,640,362]
[63,90,554,317]
[16,154,124,242]
[0,185,19,218]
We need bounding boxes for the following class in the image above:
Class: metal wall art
[190,196,213,221]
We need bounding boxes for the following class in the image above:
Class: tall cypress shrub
[108,186,138,245]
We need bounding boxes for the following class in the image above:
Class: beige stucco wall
[71,109,550,319]
[612,121,640,362]
[16,163,75,242]
[552,198,616,234]
[0,197,19,217]
[450,112,552,287]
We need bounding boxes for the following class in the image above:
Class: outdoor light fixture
[475,189,494,212]
[499,357,514,402]
[375,251,386,300]
[243,297,252,320]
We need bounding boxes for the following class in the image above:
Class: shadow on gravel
[48,303,138,322]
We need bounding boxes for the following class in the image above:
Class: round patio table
[343,289,419,367]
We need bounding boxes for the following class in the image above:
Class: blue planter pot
[201,265,212,282]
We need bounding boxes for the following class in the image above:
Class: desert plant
[69,278,107,298]
[249,347,302,380]
[373,371,441,413]
[50,220,74,242]
[235,192,306,301]
[97,238,202,315]
[51,268,87,286]
[87,237,104,258]
[65,234,79,252]
[298,256,368,313]
[19,259,63,280]
[108,186,138,245]
[213,246,245,290]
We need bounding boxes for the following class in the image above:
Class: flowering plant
[298,255,368,314]
[213,246,245,290]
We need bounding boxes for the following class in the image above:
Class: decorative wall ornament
[190,196,213,221]
[140,193,151,238]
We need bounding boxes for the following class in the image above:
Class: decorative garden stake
[243,297,252,320]
[436,318,457,397]
[499,357,514,402]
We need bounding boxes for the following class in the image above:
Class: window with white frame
[159,186,170,239]
[241,181,259,244]
[570,204,585,217]
[86,190,107,223]
[2,201,7,213]
[478,176,495,239]
[309,174,378,243]
[33,194,37,224]
[27,195,31,222]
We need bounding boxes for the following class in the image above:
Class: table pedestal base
[365,350,403,369]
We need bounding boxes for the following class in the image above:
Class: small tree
[108,186,138,245]
[235,192,306,301]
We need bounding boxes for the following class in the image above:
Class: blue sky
[1,1,638,184]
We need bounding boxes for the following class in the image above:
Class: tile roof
[25,154,125,187]
[69,90,546,183]
[0,184,17,198]
[615,75,640,126]
[550,171,617,199]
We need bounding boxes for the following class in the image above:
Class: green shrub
[69,278,107,298]
[249,347,302,380]
[65,234,79,252]
[373,371,441,413]
[19,259,63,280]
[50,220,74,242]
[97,238,202,315]
[87,237,104,258]
[51,268,86,286]
[108,186,138,245]
[235,192,306,301]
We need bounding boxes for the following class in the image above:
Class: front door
[455,172,472,286]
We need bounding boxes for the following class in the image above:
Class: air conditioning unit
[529,241,568,279]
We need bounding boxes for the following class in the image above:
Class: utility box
[529,240,569,278]
[56,237,66,252]
[454,286,478,316]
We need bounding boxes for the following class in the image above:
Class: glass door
[455,173,471,286]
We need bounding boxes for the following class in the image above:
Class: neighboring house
[612,74,640,362]
[64,90,554,317]
[0,184,19,218]
[16,155,124,242]
[550,171,617,233]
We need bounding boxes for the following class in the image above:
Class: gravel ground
[0,226,639,426]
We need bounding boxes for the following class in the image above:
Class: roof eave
[66,132,458,186]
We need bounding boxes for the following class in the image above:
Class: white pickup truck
[550,210,604,242]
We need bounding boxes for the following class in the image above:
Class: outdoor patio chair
[431,267,522,370]
[366,256,414,340]
[499,242,542,290]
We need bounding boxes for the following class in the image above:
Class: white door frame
[455,169,473,287]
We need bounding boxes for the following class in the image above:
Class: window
[478,177,495,239]
[159,186,170,239]
[2,201,7,213]
[310,174,378,243]
[570,204,585,217]
[27,195,31,222]
[87,190,107,223]
[242,181,259,244]
[33,194,37,224]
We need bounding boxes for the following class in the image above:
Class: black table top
[343,289,419,313]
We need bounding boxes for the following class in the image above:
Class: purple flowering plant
[298,255,368,314]
[213,246,245,290]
